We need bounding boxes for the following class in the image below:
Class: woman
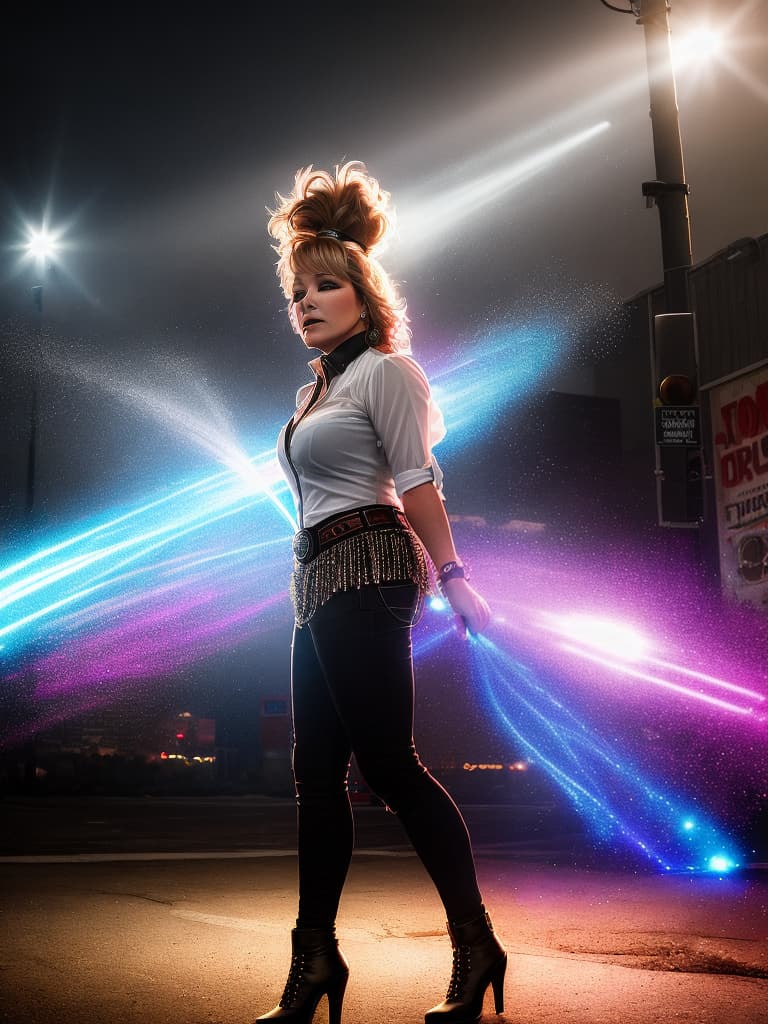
[258,162,506,1024]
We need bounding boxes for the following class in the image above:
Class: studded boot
[424,909,507,1024]
[256,926,349,1024]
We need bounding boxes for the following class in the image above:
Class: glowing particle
[708,855,734,874]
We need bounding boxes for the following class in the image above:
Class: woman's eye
[292,291,306,303]
[318,281,339,290]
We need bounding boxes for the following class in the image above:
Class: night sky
[3,1,766,384]
[2,0,767,585]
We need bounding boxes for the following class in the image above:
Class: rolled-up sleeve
[364,354,447,497]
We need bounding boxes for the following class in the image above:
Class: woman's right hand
[441,577,491,638]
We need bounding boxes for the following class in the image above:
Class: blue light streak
[428,318,568,450]
[470,634,742,873]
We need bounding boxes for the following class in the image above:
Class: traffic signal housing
[651,313,702,526]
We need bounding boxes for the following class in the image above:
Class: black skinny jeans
[291,581,483,929]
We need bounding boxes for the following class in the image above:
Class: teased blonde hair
[267,161,410,353]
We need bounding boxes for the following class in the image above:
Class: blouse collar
[308,330,370,381]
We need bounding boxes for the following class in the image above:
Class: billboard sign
[710,361,768,606]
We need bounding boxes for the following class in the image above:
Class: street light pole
[634,1,703,529]
[25,277,46,519]
[637,0,693,313]
[23,227,60,517]
[19,227,59,787]
[25,386,38,518]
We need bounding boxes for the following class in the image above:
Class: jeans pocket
[375,583,423,626]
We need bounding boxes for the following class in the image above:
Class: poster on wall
[710,360,768,607]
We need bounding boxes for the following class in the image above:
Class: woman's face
[290,271,364,353]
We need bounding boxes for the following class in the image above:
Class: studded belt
[292,504,410,565]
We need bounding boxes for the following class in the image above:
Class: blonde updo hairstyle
[267,161,410,353]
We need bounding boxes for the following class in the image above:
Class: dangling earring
[360,308,379,344]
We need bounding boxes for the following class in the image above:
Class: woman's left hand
[441,577,491,638]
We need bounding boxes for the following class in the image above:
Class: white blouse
[277,347,446,528]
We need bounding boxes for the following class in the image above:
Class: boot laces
[446,945,472,1000]
[279,952,307,1007]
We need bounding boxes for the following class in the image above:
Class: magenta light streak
[646,656,766,702]
[490,609,765,721]
[558,642,760,718]
[33,586,286,699]
[466,529,768,721]
[536,609,766,705]
[4,584,289,749]
[527,609,766,717]
[4,530,290,700]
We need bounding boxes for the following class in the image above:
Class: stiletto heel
[327,975,348,1024]
[425,908,507,1023]
[490,957,506,1014]
[256,927,349,1023]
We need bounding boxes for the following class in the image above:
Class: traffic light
[651,313,702,526]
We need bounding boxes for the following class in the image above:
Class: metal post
[634,1,707,536]
[24,386,38,517]
[637,0,692,313]
[22,277,43,786]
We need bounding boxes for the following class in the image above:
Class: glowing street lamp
[24,226,61,265]
[22,222,65,313]
[22,223,64,274]
[671,25,725,73]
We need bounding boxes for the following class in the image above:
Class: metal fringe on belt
[290,526,428,627]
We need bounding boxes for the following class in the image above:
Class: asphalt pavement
[1,796,766,1024]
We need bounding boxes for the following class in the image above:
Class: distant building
[37,707,215,762]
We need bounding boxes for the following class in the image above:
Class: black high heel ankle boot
[424,909,507,1024]
[256,926,349,1024]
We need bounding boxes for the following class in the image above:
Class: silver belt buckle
[292,528,315,564]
